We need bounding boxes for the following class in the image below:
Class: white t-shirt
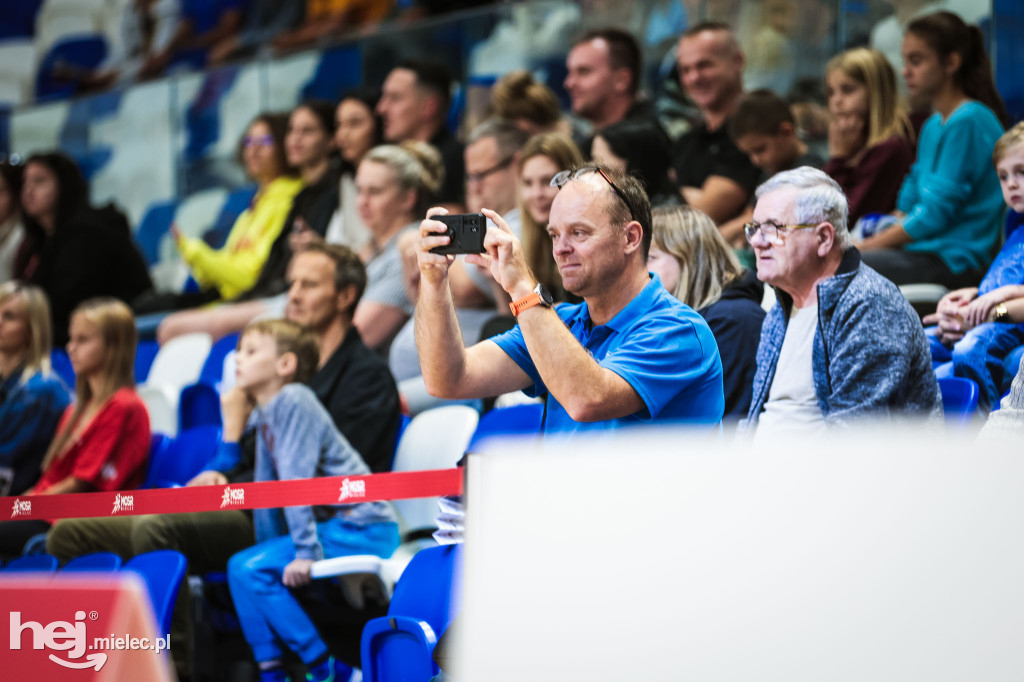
[755,303,826,440]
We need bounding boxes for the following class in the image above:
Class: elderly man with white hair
[739,167,941,437]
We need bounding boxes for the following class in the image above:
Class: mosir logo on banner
[9,610,170,671]
[221,485,245,508]
[11,498,31,519]
[111,493,134,515]
[338,478,366,502]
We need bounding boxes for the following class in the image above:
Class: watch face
[535,284,554,306]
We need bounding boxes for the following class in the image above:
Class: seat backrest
[178,383,222,432]
[135,339,160,384]
[35,35,107,101]
[62,551,123,573]
[938,377,979,425]
[138,385,178,437]
[4,553,59,572]
[50,348,75,389]
[200,332,239,386]
[122,549,187,638]
[147,333,213,389]
[145,425,220,488]
[468,403,543,452]
[390,406,478,537]
[136,200,178,265]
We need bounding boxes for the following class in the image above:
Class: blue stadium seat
[50,348,75,389]
[4,554,59,572]
[201,185,256,249]
[144,426,220,489]
[122,549,187,639]
[360,544,460,682]
[62,552,123,573]
[0,0,43,39]
[135,339,160,384]
[178,383,221,431]
[35,35,108,102]
[136,199,178,265]
[300,44,362,102]
[468,403,544,451]
[200,332,239,386]
[938,377,980,425]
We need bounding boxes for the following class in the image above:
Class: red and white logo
[11,498,31,519]
[111,494,134,515]
[338,478,366,502]
[220,486,245,508]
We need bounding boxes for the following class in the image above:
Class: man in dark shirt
[377,59,465,209]
[565,28,663,152]
[47,244,400,677]
[671,22,761,225]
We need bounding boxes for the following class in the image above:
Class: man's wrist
[508,279,538,301]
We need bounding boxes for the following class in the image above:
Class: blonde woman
[518,133,584,303]
[0,298,149,558]
[648,206,765,418]
[823,47,914,224]
[0,282,70,497]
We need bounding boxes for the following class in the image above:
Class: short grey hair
[755,166,851,250]
[466,117,529,159]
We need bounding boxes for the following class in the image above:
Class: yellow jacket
[177,176,304,300]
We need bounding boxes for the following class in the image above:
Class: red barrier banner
[1,469,463,522]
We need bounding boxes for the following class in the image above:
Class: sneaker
[306,655,353,682]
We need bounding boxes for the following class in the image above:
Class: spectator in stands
[377,60,464,208]
[491,70,574,138]
[0,282,71,496]
[225,318,398,682]
[72,0,184,89]
[155,95,380,343]
[415,164,725,433]
[671,22,761,225]
[517,133,585,304]
[170,112,302,305]
[271,0,393,52]
[649,206,764,419]
[49,245,400,678]
[326,88,383,249]
[738,168,941,437]
[822,47,915,226]
[0,162,25,282]
[591,118,680,207]
[564,28,660,147]
[168,0,246,70]
[457,118,530,309]
[924,122,1024,412]
[859,11,1009,288]
[18,153,152,346]
[209,0,305,65]
[719,90,825,246]
[349,142,441,352]
[0,298,149,558]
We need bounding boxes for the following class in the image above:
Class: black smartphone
[430,213,487,255]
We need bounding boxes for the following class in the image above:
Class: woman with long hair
[0,298,149,558]
[19,152,152,346]
[0,282,71,497]
[859,11,1007,288]
[823,46,915,225]
[172,112,303,302]
[325,87,384,249]
[648,205,765,419]
[518,133,584,303]
[0,162,26,282]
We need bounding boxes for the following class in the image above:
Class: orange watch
[509,283,554,316]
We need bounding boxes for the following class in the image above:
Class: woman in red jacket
[0,298,150,558]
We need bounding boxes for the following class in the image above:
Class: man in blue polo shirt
[413,163,724,434]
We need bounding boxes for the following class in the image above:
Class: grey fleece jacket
[251,383,396,561]
[739,247,942,435]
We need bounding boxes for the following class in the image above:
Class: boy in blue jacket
[226,319,399,682]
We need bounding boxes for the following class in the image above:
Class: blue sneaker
[260,667,290,682]
[306,655,353,682]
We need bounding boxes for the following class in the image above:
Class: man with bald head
[672,22,760,225]
[413,164,724,434]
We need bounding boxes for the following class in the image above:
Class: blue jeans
[928,322,1024,412]
[227,518,399,664]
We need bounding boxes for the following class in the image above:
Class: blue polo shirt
[491,274,724,435]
